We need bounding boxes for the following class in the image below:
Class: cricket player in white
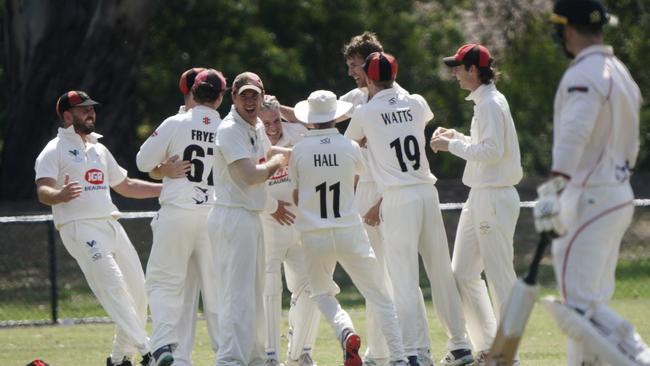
[137,69,227,366]
[339,32,422,366]
[535,1,650,365]
[290,90,408,366]
[346,53,474,366]
[431,44,522,364]
[260,95,321,366]
[208,72,289,366]
[35,91,161,366]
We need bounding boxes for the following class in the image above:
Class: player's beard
[72,114,95,135]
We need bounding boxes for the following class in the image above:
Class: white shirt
[552,45,641,187]
[289,128,365,232]
[340,83,408,184]
[346,87,436,192]
[34,126,127,228]
[137,105,221,209]
[265,122,307,204]
[213,105,272,211]
[447,83,523,188]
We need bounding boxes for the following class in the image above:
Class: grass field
[1,298,649,366]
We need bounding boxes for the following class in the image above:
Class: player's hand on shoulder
[158,154,191,179]
[272,200,296,226]
[58,174,83,202]
[533,175,568,238]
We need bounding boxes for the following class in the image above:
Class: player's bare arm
[112,177,162,199]
[229,153,286,186]
[429,134,451,153]
[36,174,82,206]
[149,154,191,180]
[267,146,292,162]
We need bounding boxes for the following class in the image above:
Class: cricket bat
[485,233,551,366]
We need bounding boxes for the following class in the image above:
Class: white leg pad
[264,271,283,360]
[540,296,650,366]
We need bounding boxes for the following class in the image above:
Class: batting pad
[540,296,649,366]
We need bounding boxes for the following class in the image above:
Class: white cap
[293,90,353,124]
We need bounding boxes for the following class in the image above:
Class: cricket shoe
[297,352,316,366]
[106,356,133,366]
[439,349,474,366]
[342,330,362,366]
[390,360,409,366]
[152,344,174,366]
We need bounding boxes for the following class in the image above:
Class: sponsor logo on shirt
[320,137,331,144]
[85,169,104,185]
[203,116,211,125]
[86,240,102,261]
[268,166,290,186]
[388,97,397,105]
[151,130,159,137]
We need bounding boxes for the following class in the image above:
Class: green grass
[1,299,649,366]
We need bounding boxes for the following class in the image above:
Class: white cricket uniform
[550,45,641,363]
[34,126,150,361]
[261,122,321,362]
[137,104,222,360]
[347,87,472,354]
[290,128,405,362]
[445,83,523,352]
[341,85,413,363]
[208,105,272,366]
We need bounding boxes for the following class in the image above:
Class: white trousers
[301,225,406,362]
[59,218,149,361]
[356,181,393,361]
[381,183,471,354]
[551,183,634,364]
[146,206,219,358]
[261,215,320,362]
[174,261,201,366]
[208,206,266,366]
[451,187,519,351]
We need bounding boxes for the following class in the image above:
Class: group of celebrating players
[34,1,650,366]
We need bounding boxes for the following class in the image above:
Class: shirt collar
[305,128,339,136]
[465,83,496,103]
[229,105,259,131]
[58,125,102,144]
[572,44,614,65]
[371,86,399,100]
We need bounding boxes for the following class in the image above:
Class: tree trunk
[1,0,156,199]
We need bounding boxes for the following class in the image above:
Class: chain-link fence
[1,201,649,326]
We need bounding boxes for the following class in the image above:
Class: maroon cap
[191,69,227,94]
[55,91,99,118]
[179,67,206,95]
[25,360,50,366]
[232,72,264,95]
[363,52,398,82]
[443,44,492,68]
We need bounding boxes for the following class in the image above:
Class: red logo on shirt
[203,116,210,125]
[85,169,104,184]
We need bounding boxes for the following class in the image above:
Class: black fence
[1,201,649,326]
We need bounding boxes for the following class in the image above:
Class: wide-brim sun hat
[294,90,353,124]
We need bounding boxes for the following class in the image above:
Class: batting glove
[533,175,568,237]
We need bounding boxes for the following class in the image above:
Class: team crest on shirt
[68,149,83,163]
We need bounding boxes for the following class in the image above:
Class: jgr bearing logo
[85,169,104,184]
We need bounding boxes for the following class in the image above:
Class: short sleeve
[345,107,366,142]
[216,124,252,164]
[103,146,128,187]
[34,143,59,182]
